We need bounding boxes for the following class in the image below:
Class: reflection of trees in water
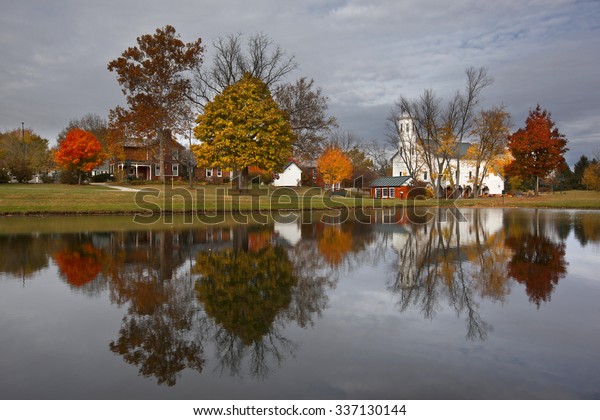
[38,224,334,383]
[0,234,51,282]
[305,213,376,271]
[108,276,205,386]
[387,208,507,340]
[194,224,331,378]
[385,208,576,338]
[105,230,206,386]
[54,242,104,288]
[503,209,569,308]
[573,211,600,248]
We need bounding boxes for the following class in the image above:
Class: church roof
[420,139,471,159]
[369,176,411,187]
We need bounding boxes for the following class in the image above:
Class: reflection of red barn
[369,176,411,199]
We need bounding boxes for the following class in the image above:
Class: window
[172,164,179,177]
[375,188,381,198]
[390,188,395,198]
[406,123,410,132]
[171,148,179,160]
[382,188,389,198]
[312,168,317,180]
[469,171,472,180]
[423,171,428,180]
[206,168,213,178]
[155,165,161,177]
[216,169,222,177]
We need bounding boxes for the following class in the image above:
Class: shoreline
[2,184,600,216]
[2,203,599,217]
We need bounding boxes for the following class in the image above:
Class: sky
[1,0,599,166]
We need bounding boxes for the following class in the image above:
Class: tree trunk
[159,130,166,183]
[474,167,480,198]
[238,166,250,191]
[535,176,539,196]
[455,154,461,199]
[78,172,82,185]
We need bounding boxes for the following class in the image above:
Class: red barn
[369,176,411,199]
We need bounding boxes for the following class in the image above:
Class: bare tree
[390,67,492,196]
[327,129,360,153]
[464,106,511,197]
[58,113,108,145]
[448,67,494,196]
[398,88,447,195]
[365,140,393,176]
[274,77,338,161]
[385,108,426,180]
[192,32,297,107]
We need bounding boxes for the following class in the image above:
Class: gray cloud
[1,0,598,165]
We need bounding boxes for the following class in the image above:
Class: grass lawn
[1,183,600,215]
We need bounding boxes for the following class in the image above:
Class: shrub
[60,170,88,184]
[408,181,434,199]
[40,173,55,184]
[91,173,115,182]
[0,168,10,183]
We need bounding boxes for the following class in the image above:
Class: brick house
[112,137,187,180]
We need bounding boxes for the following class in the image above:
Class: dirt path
[90,183,140,192]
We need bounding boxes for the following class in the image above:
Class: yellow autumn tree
[193,73,295,190]
[317,146,353,191]
[464,106,512,197]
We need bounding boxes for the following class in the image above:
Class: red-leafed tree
[54,128,105,184]
[506,105,568,195]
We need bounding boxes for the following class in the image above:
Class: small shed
[369,176,411,199]
[273,162,302,187]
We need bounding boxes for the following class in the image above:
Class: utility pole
[21,122,27,159]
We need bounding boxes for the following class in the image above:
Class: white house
[273,162,302,187]
[391,114,505,196]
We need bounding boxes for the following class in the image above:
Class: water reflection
[503,210,568,307]
[1,209,599,387]
[386,208,497,340]
[195,226,299,378]
[0,234,50,282]
[573,211,600,248]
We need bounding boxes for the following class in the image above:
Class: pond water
[1,208,599,400]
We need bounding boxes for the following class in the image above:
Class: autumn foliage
[318,226,353,266]
[193,73,294,189]
[317,146,353,190]
[54,128,105,184]
[506,105,568,194]
[54,243,103,287]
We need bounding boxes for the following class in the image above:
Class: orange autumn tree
[54,128,105,184]
[317,146,353,191]
[506,105,568,195]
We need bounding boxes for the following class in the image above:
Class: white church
[390,114,505,196]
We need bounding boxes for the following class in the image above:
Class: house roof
[369,176,411,187]
[281,162,302,172]
[123,138,185,149]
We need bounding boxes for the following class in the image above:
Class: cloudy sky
[1,0,598,165]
